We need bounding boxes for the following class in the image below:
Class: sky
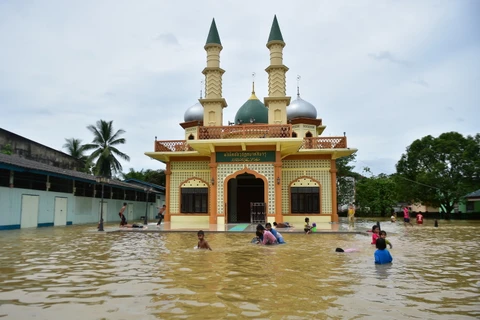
[0,0,479,175]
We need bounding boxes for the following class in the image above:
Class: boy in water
[265,222,285,244]
[119,203,127,227]
[374,238,393,264]
[197,230,212,250]
[157,205,166,226]
[380,230,392,249]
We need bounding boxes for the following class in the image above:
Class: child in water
[196,230,212,250]
[266,223,285,244]
[371,225,380,245]
[374,238,393,264]
[335,248,359,253]
[256,225,277,245]
[380,230,392,249]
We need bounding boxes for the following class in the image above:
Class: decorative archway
[224,168,268,223]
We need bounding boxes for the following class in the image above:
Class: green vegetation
[1,143,12,155]
[83,120,130,178]
[395,132,480,214]
[122,168,166,186]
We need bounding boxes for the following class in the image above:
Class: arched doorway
[227,173,265,223]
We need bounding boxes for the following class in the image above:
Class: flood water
[0,220,479,320]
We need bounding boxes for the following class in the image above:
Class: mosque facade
[145,16,357,227]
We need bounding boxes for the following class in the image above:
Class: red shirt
[416,214,423,224]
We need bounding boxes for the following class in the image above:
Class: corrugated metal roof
[465,189,480,198]
[0,153,146,191]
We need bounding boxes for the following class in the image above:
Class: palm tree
[62,138,87,160]
[83,120,130,178]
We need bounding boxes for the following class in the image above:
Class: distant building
[0,130,164,230]
[0,128,84,171]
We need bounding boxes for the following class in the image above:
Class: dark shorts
[404,218,410,223]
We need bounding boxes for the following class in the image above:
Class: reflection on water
[0,220,479,319]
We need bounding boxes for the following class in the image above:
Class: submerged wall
[0,186,156,230]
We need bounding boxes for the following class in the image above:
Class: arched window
[180,179,208,213]
[290,178,320,214]
[292,131,298,138]
[305,131,313,138]
[188,134,195,140]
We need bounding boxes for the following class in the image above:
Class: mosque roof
[205,18,222,46]
[267,15,284,43]
[287,95,318,121]
[234,92,268,124]
[184,102,204,122]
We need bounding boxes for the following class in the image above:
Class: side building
[146,16,357,228]
[0,153,163,230]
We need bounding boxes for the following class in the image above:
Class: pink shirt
[371,233,379,245]
[262,230,277,245]
[403,208,409,218]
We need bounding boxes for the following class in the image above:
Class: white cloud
[0,0,478,175]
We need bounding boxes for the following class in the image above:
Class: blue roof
[465,189,480,198]
[124,178,165,193]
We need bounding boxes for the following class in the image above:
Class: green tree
[62,138,87,160]
[1,143,13,155]
[122,168,166,186]
[356,170,398,216]
[395,132,480,214]
[62,138,93,173]
[83,120,130,178]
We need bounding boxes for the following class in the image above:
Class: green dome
[234,93,268,124]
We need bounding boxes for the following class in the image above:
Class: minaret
[264,15,291,125]
[200,18,227,126]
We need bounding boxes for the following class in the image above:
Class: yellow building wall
[281,159,332,214]
[171,215,210,229]
[170,161,211,214]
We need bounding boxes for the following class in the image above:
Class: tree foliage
[62,138,94,173]
[1,143,12,155]
[83,120,130,178]
[395,132,480,214]
[356,171,398,216]
[122,168,166,186]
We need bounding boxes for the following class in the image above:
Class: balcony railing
[154,135,348,153]
[198,124,291,139]
[300,137,347,149]
[155,140,194,152]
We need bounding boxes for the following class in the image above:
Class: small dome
[184,102,203,122]
[234,93,268,124]
[287,96,317,121]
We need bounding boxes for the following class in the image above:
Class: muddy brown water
[0,220,478,319]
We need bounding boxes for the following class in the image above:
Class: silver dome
[184,102,204,122]
[287,96,317,121]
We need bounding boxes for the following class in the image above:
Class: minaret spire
[200,18,227,126]
[264,15,291,124]
[249,72,258,100]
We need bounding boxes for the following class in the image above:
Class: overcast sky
[1,0,478,175]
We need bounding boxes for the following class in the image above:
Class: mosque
[145,16,356,227]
